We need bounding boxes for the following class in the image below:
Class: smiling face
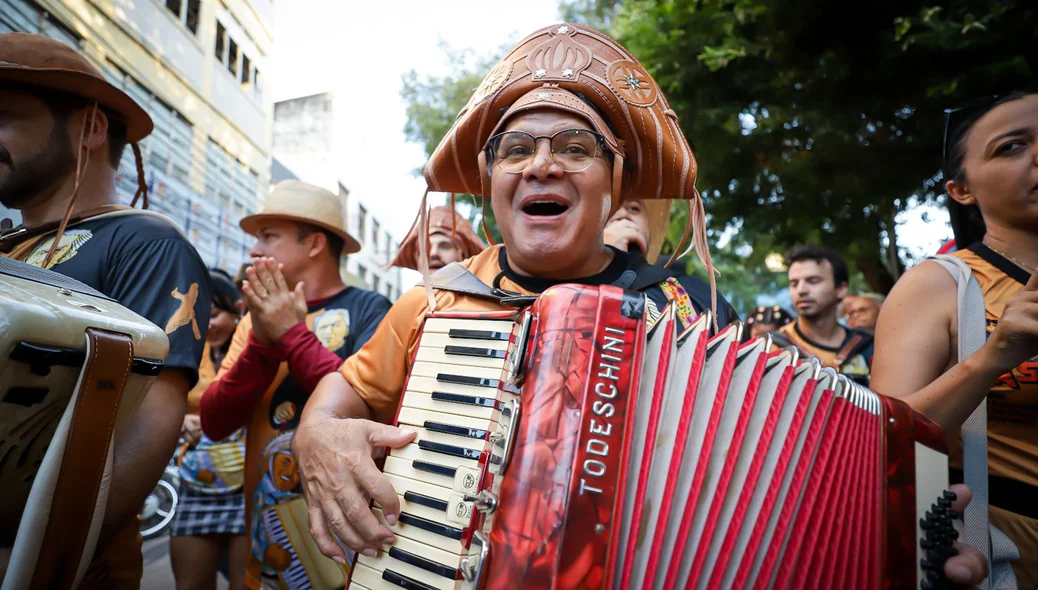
[947,94,1038,235]
[489,110,616,279]
[429,232,463,269]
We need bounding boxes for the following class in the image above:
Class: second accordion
[349,284,954,590]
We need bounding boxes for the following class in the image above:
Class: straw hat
[390,205,486,271]
[0,33,153,142]
[240,180,361,255]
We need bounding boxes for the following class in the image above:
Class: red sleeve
[199,333,286,441]
[281,323,346,393]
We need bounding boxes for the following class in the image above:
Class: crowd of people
[1,20,1033,590]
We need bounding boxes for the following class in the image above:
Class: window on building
[0,0,81,46]
[252,67,262,100]
[372,275,381,293]
[241,54,251,87]
[163,0,199,34]
[372,220,380,253]
[385,231,392,255]
[358,264,368,285]
[385,284,393,299]
[357,205,367,243]
[184,0,200,34]
[214,21,226,60]
[227,38,239,76]
[205,139,236,212]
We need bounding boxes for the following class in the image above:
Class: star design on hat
[607,60,658,105]
[625,75,642,89]
[534,68,546,78]
[557,25,570,34]
[562,68,574,78]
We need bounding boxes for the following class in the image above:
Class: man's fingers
[272,261,290,293]
[367,423,417,449]
[945,542,987,586]
[305,502,350,560]
[245,268,268,299]
[241,280,263,308]
[353,460,402,526]
[336,481,393,550]
[256,258,280,295]
[948,483,972,515]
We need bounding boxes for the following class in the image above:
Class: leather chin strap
[476,151,496,246]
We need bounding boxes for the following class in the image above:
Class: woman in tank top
[872,90,1038,586]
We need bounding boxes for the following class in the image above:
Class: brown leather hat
[0,33,153,142]
[424,23,699,205]
[390,205,486,271]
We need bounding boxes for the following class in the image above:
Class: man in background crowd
[389,204,486,271]
[772,245,873,384]
[199,180,391,590]
[843,292,884,334]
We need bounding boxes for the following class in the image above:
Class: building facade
[0,0,274,272]
[272,92,403,301]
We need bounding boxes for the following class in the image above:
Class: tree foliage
[568,0,1034,296]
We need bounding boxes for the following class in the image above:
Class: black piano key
[389,546,459,580]
[444,345,507,360]
[403,491,449,513]
[437,373,501,389]
[418,439,481,460]
[448,328,510,341]
[398,512,463,540]
[383,568,440,590]
[411,460,456,478]
[430,391,500,408]
[424,420,489,440]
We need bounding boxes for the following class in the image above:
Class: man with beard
[772,245,873,384]
[0,33,210,587]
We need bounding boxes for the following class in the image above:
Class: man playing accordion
[293,23,986,587]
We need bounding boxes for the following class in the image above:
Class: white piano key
[419,332,511,351]
[373,507,465,556]
[384,456,455,490]
[404,375,510,399]
[413,426,491,453]
[392,442,481,471]
[357,549,461,590]
[409,361,504,382]
[423,317,516,336]
[415,345,508,370]
[397,405,498,433]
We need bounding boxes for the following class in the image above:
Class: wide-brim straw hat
[0,33,153,142]
[240,180,362,255]
[390,205,486,271]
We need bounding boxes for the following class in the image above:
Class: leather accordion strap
[832,333,864,367]
[0,205,126,257]
[30,328,134,589]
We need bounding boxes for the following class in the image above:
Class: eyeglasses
[485,128,608,174]
[942,90,1033,176]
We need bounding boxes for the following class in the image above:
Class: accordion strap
[929,254,1019,589]
[14,329,134,590]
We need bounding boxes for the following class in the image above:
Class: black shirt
[18,212,212,385]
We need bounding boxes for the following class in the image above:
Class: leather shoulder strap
[832,333,865,366]
[29,329,134,589]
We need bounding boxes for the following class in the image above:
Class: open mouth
[521,200,570,216]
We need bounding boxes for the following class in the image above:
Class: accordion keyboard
[353,316,521,590]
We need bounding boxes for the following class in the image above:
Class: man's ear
[308,231,328,260]
[946,178,976,207]
[73,106,110,152]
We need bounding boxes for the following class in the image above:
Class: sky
[270,0,562,241]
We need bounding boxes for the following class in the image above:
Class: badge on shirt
[313,309,350,352]
[24,229,93,269]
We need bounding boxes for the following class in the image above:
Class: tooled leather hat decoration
[423,23,699,207]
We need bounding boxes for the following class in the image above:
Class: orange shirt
[952,248,1038,488]
[340,246,529,419]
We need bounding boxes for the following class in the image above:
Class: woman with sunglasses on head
[170,269,249,590]
[872,91,1038,585]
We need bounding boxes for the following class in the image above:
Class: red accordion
[349,284,954,590]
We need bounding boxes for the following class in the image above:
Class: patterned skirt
[170,483,247,537]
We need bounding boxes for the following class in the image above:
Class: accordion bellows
[0,257,168,589]
[351,285,954,589]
